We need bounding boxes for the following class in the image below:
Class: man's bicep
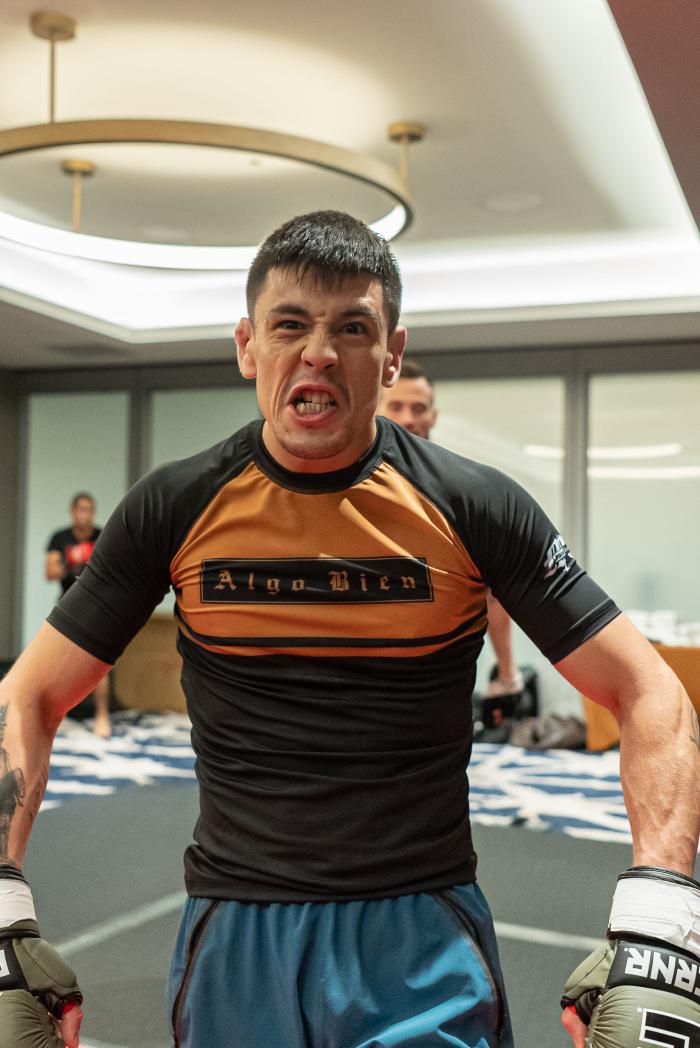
[553,614,669,716]
[4,622,111,721]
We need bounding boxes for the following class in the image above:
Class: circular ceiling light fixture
[0,12,425,270]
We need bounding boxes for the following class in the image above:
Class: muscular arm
[45,550,65,582]
[0,622,110,869]
[555,613,700,875]
[485,591,518,682]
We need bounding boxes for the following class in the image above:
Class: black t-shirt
[46,526,101,596]
[48,418,620,902]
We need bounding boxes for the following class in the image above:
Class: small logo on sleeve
[543,535,572,579]
[200,557,433,604]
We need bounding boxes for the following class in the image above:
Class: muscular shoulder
[128,421,256,519]
[380,418,529,526]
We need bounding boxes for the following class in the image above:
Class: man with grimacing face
[1,211,698,1048]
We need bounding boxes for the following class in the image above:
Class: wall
[22,392,130,648]
[8,343,700,713]
[0,376,19,661]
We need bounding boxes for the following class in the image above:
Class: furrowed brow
[340,308,381,325]
[268,304,310,318]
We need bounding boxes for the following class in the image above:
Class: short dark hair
[70,492,95,509]
[246,211,403,332]
[399,359,433,386]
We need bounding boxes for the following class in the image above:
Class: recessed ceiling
[0,0,698,369]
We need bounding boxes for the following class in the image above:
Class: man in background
[45,492,111,737]
[378,360,524,698]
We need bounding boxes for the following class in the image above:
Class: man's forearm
[0,624,112,869]
[0,698,54,869]
[44,552,67,582]
[617,672,700,875]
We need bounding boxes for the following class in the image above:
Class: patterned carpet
[468,743,628,844]
[45,712,196,812]
[45,711,629,844]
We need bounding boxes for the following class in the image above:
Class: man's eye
[343,322,366,335]
[277,320,302,330]
[413,405,427,415]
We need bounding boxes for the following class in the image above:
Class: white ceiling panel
[0,0,698,368]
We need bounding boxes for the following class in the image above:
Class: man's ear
[382,325,408,389]
[235,318,256,379]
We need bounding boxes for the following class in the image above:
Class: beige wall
[0,377,20,661]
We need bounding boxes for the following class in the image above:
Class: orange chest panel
[170,461,487,656]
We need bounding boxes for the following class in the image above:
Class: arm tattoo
[690,709,700,753]
[0,704,26,865]
[28,767,49,824]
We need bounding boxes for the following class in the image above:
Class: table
[583,644,700,751]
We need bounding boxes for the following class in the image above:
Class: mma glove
[562,866,700,1047]
[0,865,82,1048]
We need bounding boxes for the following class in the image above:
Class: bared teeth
[294,393,335,414]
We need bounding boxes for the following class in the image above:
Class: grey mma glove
[0,867,82,1048]
[561,866,700,1048]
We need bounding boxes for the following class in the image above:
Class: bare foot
[93,714,111,738]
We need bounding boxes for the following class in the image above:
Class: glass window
[433,377,564,523]
[588,371,700,635]
[432,377,572,710]
[150,387,260,611]
[150,387,259,470]
[22,392,129,647]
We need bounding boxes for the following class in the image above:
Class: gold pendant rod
[387,122,426,192]
[30,11,76,123]
[49,38,55,123]
[71,170,81,231]
[61,158,95,234]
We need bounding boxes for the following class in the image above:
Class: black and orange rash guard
[48,417,619,902]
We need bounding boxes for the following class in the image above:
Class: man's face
[71,498,95,530]
[236,267,406,472]
[379,376,437,439]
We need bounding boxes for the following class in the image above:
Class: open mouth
[292,392,337,415]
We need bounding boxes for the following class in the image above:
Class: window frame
[8,339,700,653]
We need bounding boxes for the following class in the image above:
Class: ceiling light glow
[0,202,409,271]
[523,444,564,460]
[588,442,682,460]
[589,465,700,480]
[524,442,683,461]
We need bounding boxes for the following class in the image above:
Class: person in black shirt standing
[45,492,110,737]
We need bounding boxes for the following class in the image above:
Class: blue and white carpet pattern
[45,712,630,844]
[468,743,629,844]
[45,712,197,812]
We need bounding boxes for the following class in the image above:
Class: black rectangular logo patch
[200,557,433,604]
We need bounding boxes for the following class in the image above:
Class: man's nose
[300,328,338,369]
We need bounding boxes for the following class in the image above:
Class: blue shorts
[168,883,513,1047]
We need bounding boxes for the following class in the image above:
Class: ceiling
[0,0,699,370]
